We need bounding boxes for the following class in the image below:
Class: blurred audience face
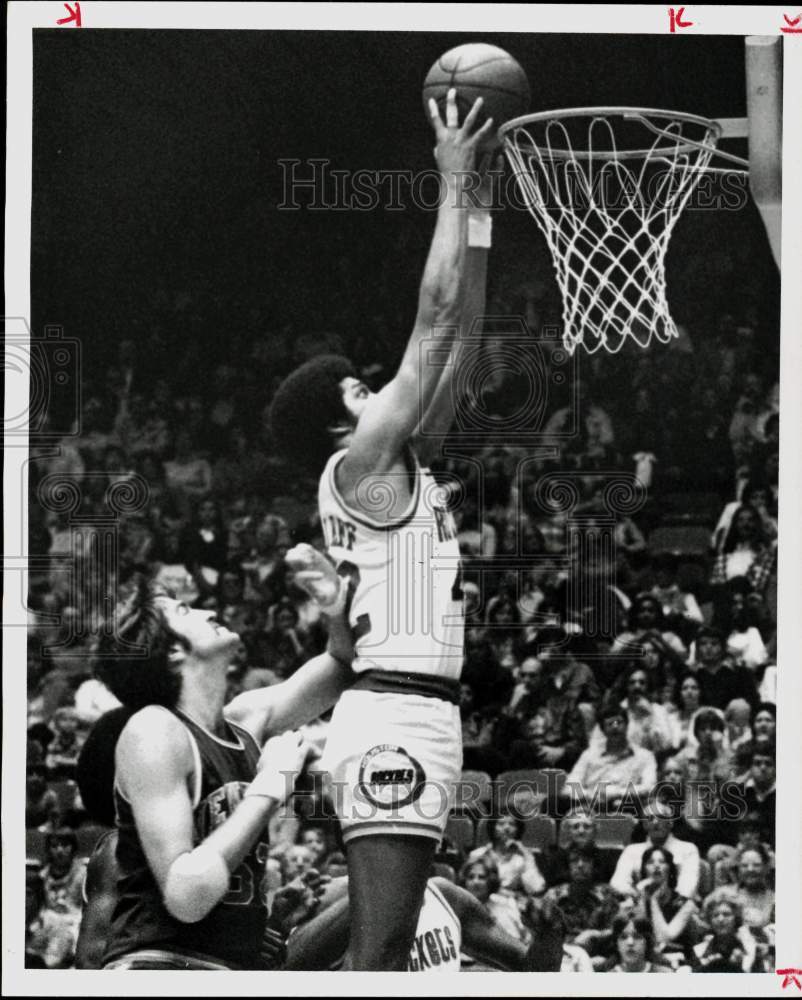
[737,849,767,891]
[300,828,327,866]
[26,767,47,799]
[616,921,648,971]
[643,803,673,846]
[661,756,686,787]
[283,845,313,881]
[697,635,724,667]
[519,657,543,694]
[563,812,595,849]
[736,820,763,852]
[602,712,628,750]
[626,669,650,703]
[641,641,662,673]
[567,851,594,885]
[633,599,660,630]
[220,572,244,603]
[459,683,475,713]
[710,901,738,941]
[492,814,519,848]
[490,602,515,627]
[255,518,279,554]
[524,714,547,743]
[463,862,492,904]
[696,716,724,751]
[750,752,775,791]
[725,698,750,733]
[732,507,759,543]
[198,499,218,528]
[729,591,750,630]
[275,606,298,632]
[47,836,75,875]
[679,675,701,710]
[510,785,540,818]
[643,848,671,886]
[753,710,776,741]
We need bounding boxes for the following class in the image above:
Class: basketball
[422,43,530,137]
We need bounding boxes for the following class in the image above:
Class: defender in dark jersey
[93,578,353,969]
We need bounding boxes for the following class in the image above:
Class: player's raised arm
[224,544,355,742]
[339,90,495,483]
[412,155,498,466]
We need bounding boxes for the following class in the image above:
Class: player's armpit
[339,363,445,486]
[225,651,355,742]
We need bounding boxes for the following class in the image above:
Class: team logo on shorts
[357,744,426,810]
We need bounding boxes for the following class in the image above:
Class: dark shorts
[103,948,234,970]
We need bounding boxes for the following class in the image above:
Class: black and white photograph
[4,3,801,993]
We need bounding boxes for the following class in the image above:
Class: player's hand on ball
[428,88,496,176]
[285,543,346,614]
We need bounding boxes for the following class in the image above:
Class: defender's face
[339,377,373,425]
[157,597,239,660]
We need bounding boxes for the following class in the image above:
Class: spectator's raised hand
[521,896,566,971]
[267,868,331,936]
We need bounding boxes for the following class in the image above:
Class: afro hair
[268,355,357,471]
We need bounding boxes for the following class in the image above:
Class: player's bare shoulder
[115,706,193,789]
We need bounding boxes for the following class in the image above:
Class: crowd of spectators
[24,235,779,969]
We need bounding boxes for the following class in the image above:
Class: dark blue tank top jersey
[103,710,268,969]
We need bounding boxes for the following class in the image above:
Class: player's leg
[342,833,436,970]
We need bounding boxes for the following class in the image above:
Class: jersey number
[337,561,372,643]
[222,839,269,906]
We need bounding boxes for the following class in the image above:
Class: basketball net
[501,109,725,355]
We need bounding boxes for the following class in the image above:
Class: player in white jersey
[285,875,568,973]
[270,89,494,969]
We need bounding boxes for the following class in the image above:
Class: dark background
[31,30,778,388]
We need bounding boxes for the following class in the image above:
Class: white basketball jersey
[407,881,462,972]
[318,447,464,680]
